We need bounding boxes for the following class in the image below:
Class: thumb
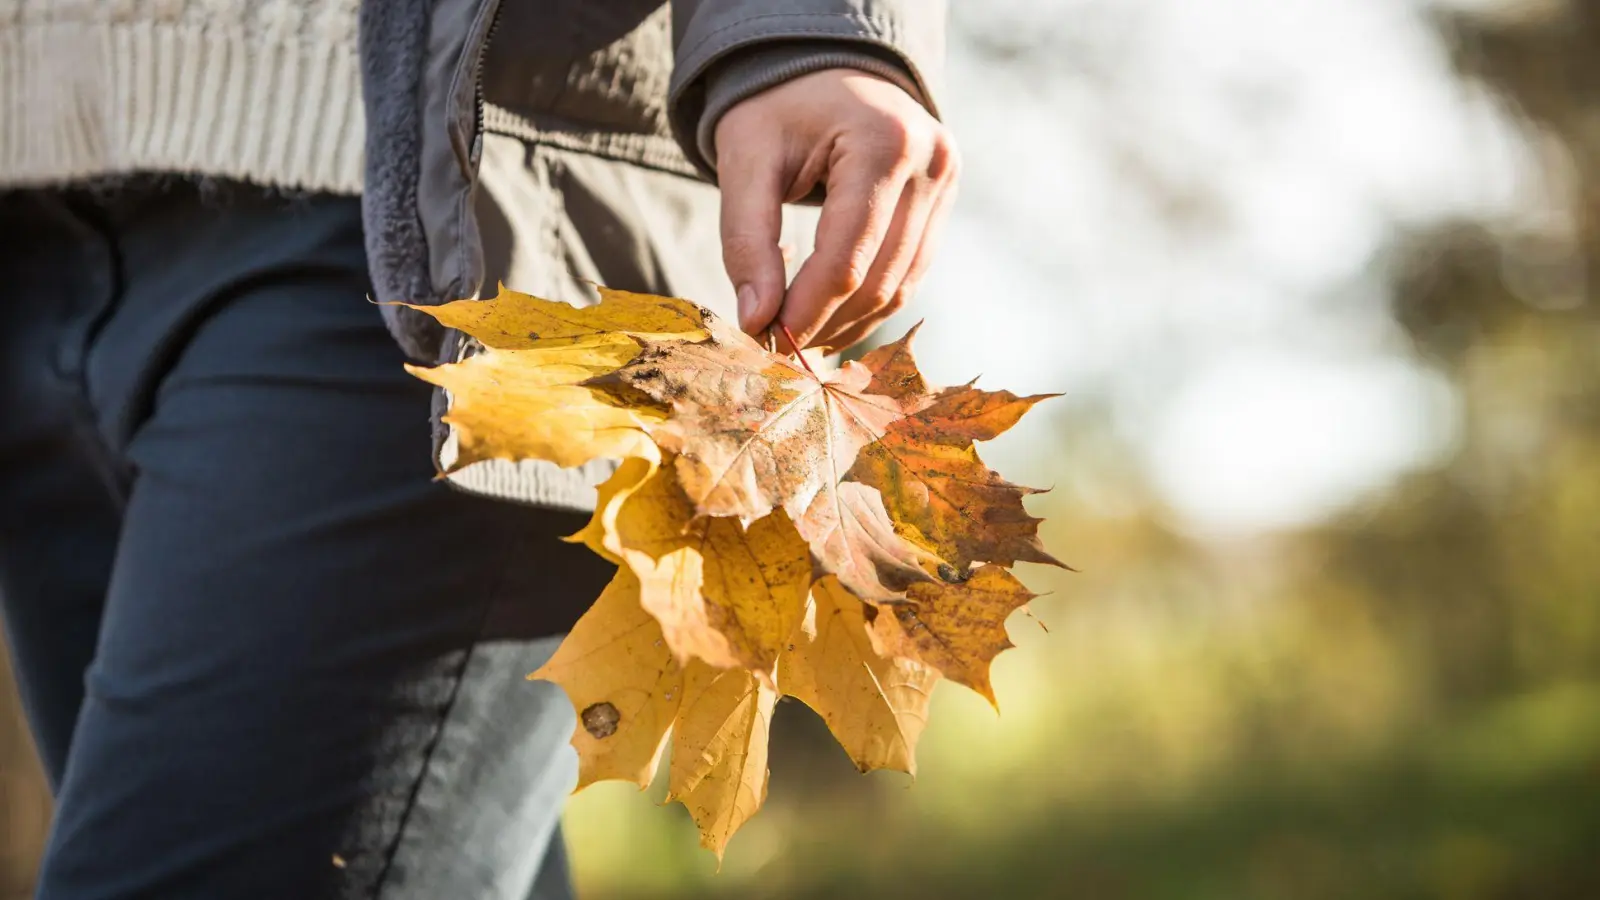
[718,142,789,335]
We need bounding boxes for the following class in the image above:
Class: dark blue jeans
[0,182,604,898]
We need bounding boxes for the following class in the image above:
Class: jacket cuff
[669,5,946,182]
[694,42,929,171]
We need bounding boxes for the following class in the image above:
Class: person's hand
[715,68,960,353]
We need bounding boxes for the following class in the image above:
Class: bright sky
[909,0,1547,533]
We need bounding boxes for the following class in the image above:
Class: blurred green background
[6,1,1600,898]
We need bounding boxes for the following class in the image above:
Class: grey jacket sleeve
[694,41,929,171]
[669,0,947,179]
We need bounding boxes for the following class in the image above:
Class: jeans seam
[53,193,134,508]
[366,520,522,898]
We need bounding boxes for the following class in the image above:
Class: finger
[811,173,937,349]
[820,182,957,353]
[780,157,911,348]
[719,145,790,334]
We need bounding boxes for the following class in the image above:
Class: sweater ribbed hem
[0,20,364,194]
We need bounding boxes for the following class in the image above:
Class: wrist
[697,43,930,176]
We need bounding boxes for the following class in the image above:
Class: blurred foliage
[0,641,48,900]
[5,2,1600,899]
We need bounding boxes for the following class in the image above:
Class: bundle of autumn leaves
[405,286,1061,858]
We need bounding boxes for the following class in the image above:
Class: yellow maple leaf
[409,343,664,469]
[587,464,811,684]
[529,568,682,790]
[404,283,709,350]
[668,662,778,860]
[401,284,713,471]
[779,578,938,775]
[565,456,658,565]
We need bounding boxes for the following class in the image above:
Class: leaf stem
[780,324,820,379]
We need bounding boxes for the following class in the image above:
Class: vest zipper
[471,0,506,171]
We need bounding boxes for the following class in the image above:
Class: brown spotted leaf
[600,316,936,601]
[529,568,682,790]
[606,316,904,520]
[866,565,1037,708]
[795,480,944,602]
[851,327,1062,570]
[857,322,931,404]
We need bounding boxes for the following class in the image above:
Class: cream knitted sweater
[0,0,364,192]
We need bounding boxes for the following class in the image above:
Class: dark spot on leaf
[526,331,541,340]
[581,702,621,739]
[632,367,662,381]
[938,563,972,584]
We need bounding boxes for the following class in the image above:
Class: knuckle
[833,258,870,296]
[721,234,773,272]
[928,128,962,183]
[822,244,873,295]
[868,114,917,160]
[821,239,879,296]
[855,285,896,317]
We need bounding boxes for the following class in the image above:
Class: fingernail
[737,284,758,327]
